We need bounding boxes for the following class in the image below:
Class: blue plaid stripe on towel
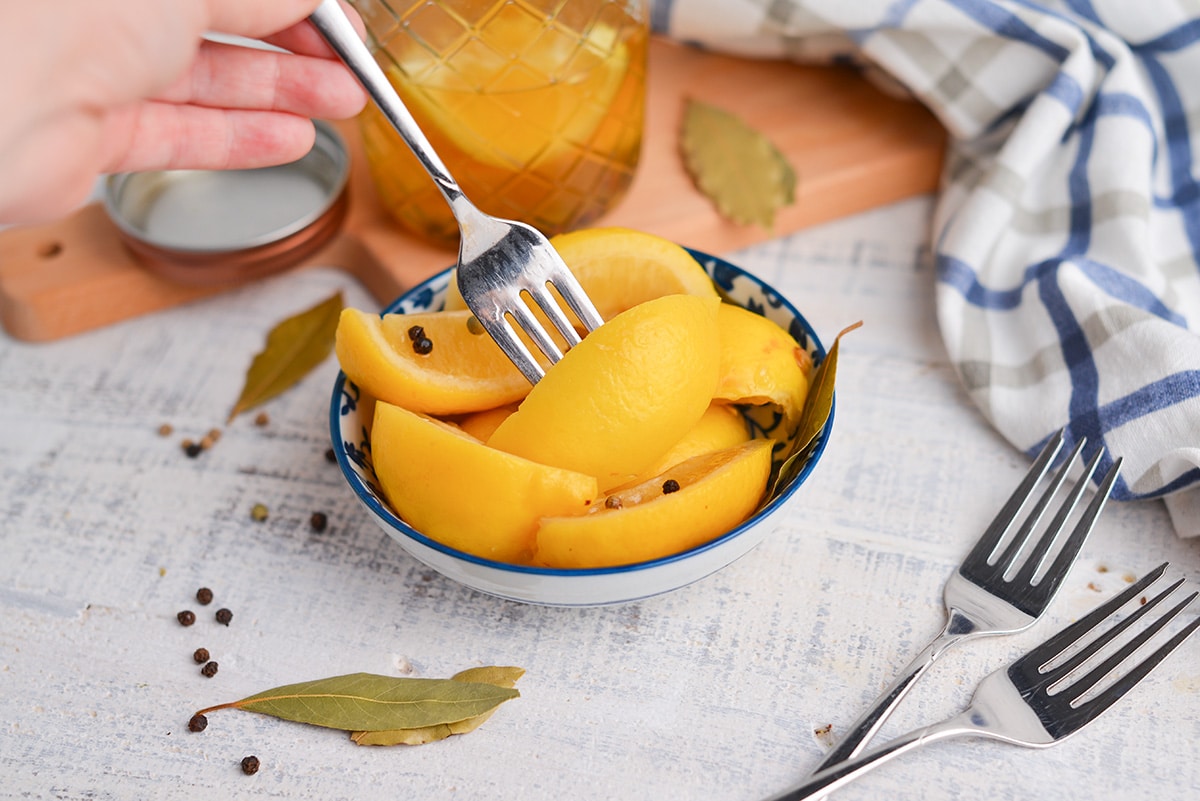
[654,0,1200,537]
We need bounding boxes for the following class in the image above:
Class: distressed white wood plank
[1,198,1196,801]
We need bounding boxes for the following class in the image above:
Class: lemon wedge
[334,308,531,416]
[444,227,719,322]
[486,294,721,491]
[714,303,812,431]
[535,439,774,568]
[371,401,597,563]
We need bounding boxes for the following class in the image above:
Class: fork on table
[309,0,604,384]
[812,429,1122,771]
[769,561,1200,800]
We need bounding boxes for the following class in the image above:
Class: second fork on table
[772,561,1199,800]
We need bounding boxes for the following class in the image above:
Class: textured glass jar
[354,0,649,248]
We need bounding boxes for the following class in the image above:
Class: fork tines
[1012,562,1200,738]
[506,284,576,362]
[960,430,1122,616]
[498,278,601,382]
[518,277,599,351]
[484,257,604,385]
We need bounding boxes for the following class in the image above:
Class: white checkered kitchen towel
[653,0,1200,537]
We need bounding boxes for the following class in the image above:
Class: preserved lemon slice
[714,303,812,431]
[444,227,719,322]
[535,439,773,568]
[612,402,750,491]
[371,401,597,564]
[334,308,531,416]
[458,403,519,442]
[487,294,721,491]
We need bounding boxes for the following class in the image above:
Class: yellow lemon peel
[612,402,751,492]
[371,401,597,564]
[335,308,530,416]
[486,294,721,491]
[444,227,719,323]
[714,303,812,431]
[535,439,774,568]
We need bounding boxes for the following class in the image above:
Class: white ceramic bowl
[329,248,834,606]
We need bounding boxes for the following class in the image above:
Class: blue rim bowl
[330,248,833,606]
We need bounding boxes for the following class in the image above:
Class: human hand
[0,0,368,224]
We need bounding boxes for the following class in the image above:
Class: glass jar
[354,0,649,248]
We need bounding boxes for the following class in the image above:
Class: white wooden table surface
[2,196,1197,801]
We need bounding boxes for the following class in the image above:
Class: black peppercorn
[412,336,434,355]
[310,512,328,533]
[193,647,210,664]
[195,587,213,605]
[200,661,219,678]
[177,610,196,626]
[188,714,208,732]
[215,608,233,626]
[241,755,260,775]
[325,447,336,463]
[662,479,681,494]
[184,442,203,458]
[407,324,426,341]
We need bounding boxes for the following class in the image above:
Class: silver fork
[812,429,1122,772]
[310,0,604,384]
[769,562,1200,800]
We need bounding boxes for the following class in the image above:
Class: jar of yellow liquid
[354,0,649,248]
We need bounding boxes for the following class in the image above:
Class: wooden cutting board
[0,37,945,343]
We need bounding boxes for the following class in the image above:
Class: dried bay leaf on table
[227,290,344,422]
[194,670,520,735]
[351,666,525,746]
[680,98,797,228]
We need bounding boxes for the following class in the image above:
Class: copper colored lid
[102,121,350,286]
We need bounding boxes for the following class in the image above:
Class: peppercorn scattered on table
[1,197,1196,801]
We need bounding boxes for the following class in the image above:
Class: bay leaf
[680,98,797,228]
[767,321,862,500]
[227,290,344,422]
[350,666,525,746]
[447,665,526,686]
[194,671,519,732]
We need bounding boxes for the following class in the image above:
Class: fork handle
[309,1,472,218]
[766,712,978,800]
[811,616,968,772]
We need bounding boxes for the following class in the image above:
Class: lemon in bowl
[329,228,833,606]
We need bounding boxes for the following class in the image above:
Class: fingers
[264,1,367,57]
[204,0,365,48]
[102,103,321,175]
[2,101,330,224]
[202,0,322,41]
[158,40,366,120]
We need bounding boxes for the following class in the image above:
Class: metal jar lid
[103,120,350,286]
